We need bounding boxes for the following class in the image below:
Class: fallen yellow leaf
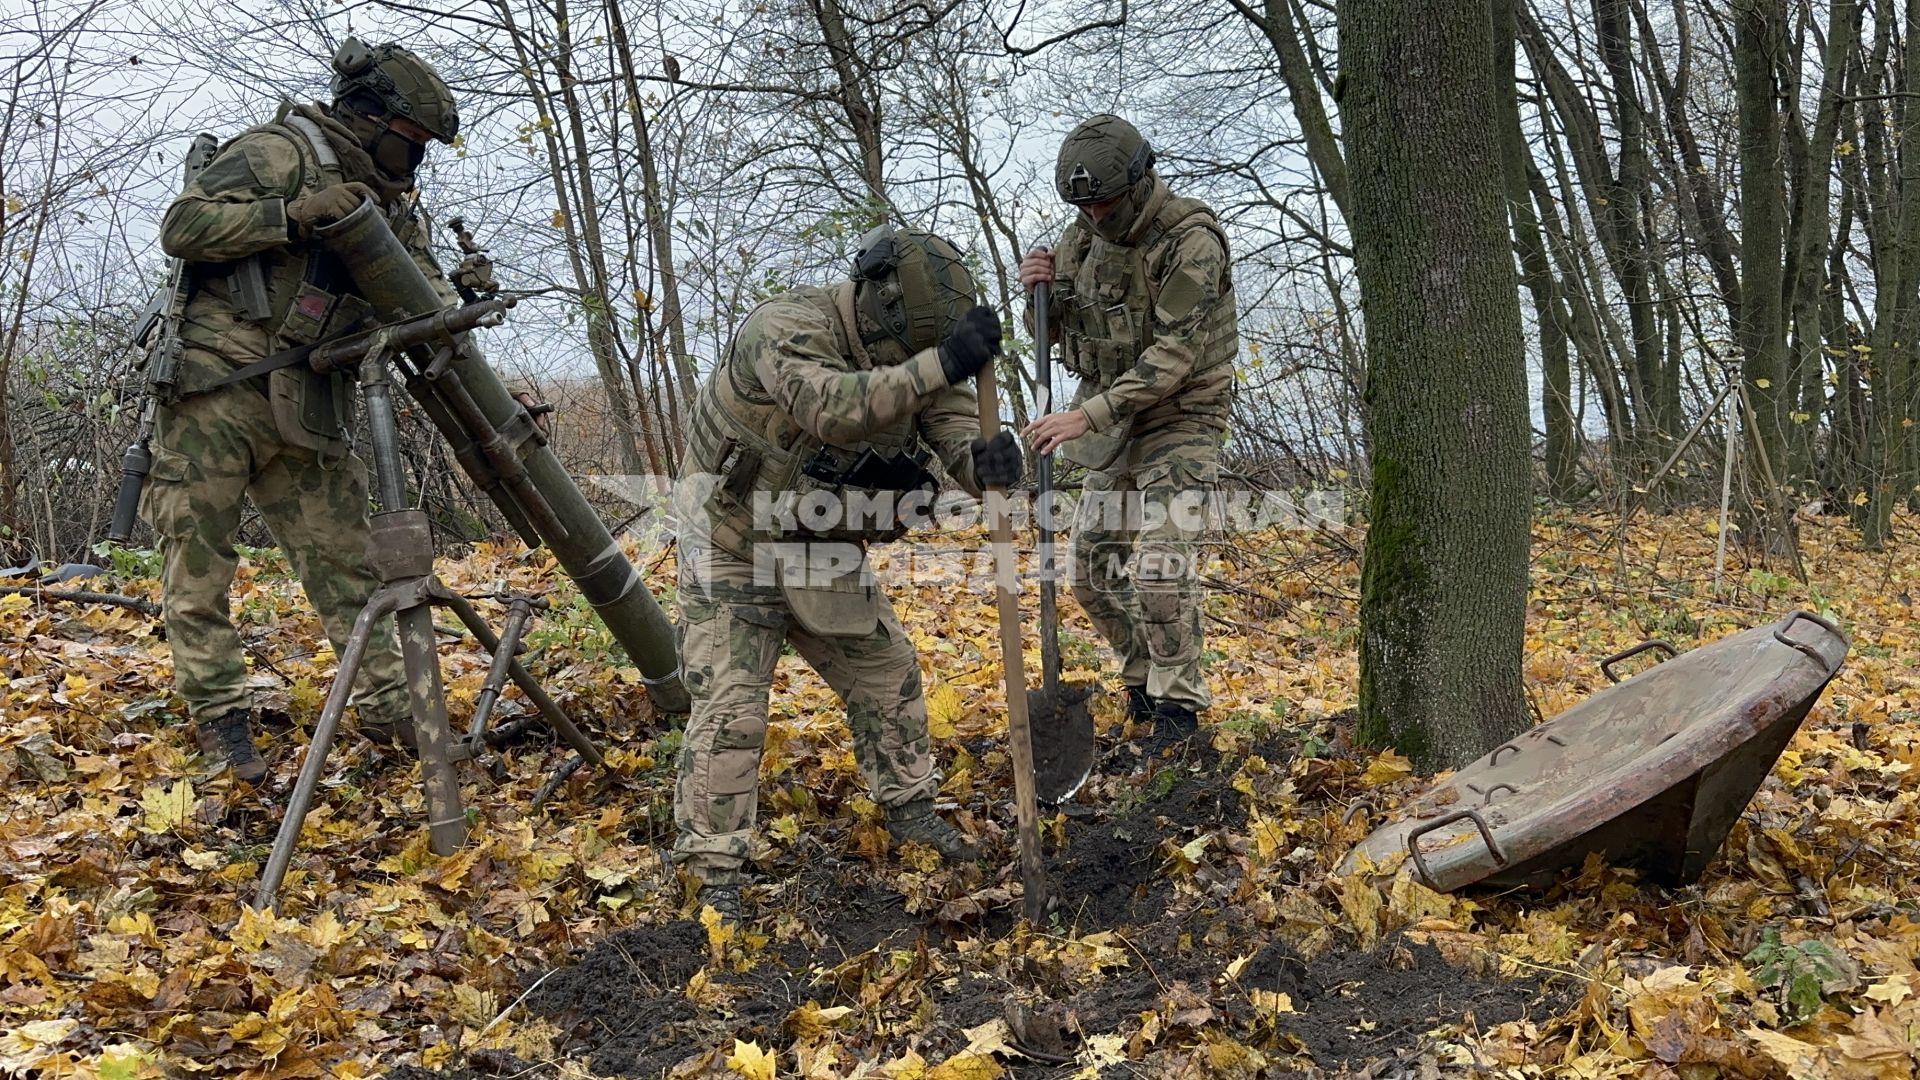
[138,780,194,834]
[727,1039,777,1080]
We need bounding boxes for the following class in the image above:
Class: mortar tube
[316,199,688,713]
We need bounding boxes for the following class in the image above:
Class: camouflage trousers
[1068,420,1221,711]
[671,546,938,876]
[142,381,408,727]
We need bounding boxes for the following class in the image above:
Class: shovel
[1026,277,1097,805]
[977,346,1049,922]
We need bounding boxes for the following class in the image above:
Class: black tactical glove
[972,430,1023,489]
[287,182,376,237]
[938,305,1003,384]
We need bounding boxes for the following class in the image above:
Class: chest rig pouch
[234,108,378,458]
[1053,229,1144,472]
[1059,231,1147,384]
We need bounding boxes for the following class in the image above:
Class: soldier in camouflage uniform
[146,39,463,782]
[1020,114,1238,744]
[672,223,1021,922]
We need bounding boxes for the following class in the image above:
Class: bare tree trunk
[1785,0,1857,490]
[1861,0,1920,546]
[1529,152,1629,446]
[1734,0,1798,557]
[1495,0,1577,499]
[1227,0,1351,220]
[1522,3,1661,454]
[1826,187,1866,497]
[1635,0,1745,332]
[1342,0,1532,770]
[490,0,654,478]
[1593,0,1671,442]
[812,0,889,218]
[608,0,699,430]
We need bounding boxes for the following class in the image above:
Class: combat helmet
[1056,114,1154,205]
[1056,114,1159,240]
[331,37,460,144]
[851,223,977,355]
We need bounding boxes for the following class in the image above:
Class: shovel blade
[1028,680,1096,805]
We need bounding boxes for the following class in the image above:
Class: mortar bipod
[444,590,604,810]
[253,334,604,913]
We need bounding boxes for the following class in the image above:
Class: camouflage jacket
[681,282,984,560]
[159,101,454,394]
[1028,179,1238,437]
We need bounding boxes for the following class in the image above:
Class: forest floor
[1,507,1917,1079]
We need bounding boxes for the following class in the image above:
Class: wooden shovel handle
[977,357,1049,922]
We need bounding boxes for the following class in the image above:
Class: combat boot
[1149,699,1200,749]
[887,799,981,863]
[193,708,268,784]
[1124,684,1154,724]
[696,869,744,927]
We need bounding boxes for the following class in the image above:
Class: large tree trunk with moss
[1339,0,1532,770]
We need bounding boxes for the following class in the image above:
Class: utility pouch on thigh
[270,366,352,457]
[1060,424,1131,473]
[783,568,880,638]
[1062,406,1133,475]
[139,444,199,540]
[1058,378,1133,473]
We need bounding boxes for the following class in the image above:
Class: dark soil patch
[1006,731,1275,936]
[1056,910,1232,1035]
[1255,936,1567,1071]
[382,1050,550,1080]
[777,857,925,958]
[387,726,1571,1078]
[522,921,715,1078]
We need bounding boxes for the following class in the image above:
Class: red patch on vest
[299,294,329,318]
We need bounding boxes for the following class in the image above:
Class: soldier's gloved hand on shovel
[286,182,376,238]
[938,304,1003,385]
[972,429,1023,488]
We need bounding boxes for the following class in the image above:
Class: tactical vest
[683,283,935,559]
[1052,191,1238,429]
[192,105,395,456]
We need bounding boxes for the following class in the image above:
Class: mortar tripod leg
[365,509,467,858]
[398,601,467,856]
[256,590,401,911]
[467,600,532,745]
[442,590,603,767]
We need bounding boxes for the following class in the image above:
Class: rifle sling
[176,340,322,402]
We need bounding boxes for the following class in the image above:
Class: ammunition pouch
[1052,200,1238,437]
[189,250,374,456]
[709,441,937,547]
[1060,239,1147,385]
[783,566,880,638]
[801,446,937,494]
[276,280,372,347]
[794,446,937,543]
[142,333,186,406]
[269,366,354,457]
[275,284,371,456]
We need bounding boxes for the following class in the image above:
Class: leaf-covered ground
[2,508,1917,1079]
